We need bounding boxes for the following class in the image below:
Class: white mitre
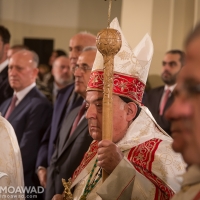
[87,17,153,105]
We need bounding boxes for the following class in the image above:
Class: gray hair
[31,50,39,67]
[82,46,97,52]
[78,31,96,38]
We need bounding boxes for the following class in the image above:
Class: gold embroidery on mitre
[121,61,132,69]
[117,50,131,60]
[118,81,128,92]
[130,54,139,65]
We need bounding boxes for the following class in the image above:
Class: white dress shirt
[14,82,36,106]
[159,84,176,107]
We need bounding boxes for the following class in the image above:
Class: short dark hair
[54,49,68,57]
[166,49,185,67]
[0,25,11,44]
[185,22,200,47]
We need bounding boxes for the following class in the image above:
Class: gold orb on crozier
[96,28,121,56]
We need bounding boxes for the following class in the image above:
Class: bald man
[36,33,96,190]
[0,50,52,200]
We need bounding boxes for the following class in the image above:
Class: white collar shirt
[159,84,176,107]
[164,84,176,94]
[14,82,36,106]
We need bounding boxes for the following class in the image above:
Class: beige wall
[1,0,200,88]
[194,0,200,24]
[0,0,122,52]
[121,0,153,48]
[121,0,198,88]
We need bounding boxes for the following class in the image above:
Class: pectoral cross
[62,178,73,200]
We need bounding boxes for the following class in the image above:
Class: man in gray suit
[45,46,96,200]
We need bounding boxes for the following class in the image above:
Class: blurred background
[1,0,200,88]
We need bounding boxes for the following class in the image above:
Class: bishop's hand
[97,140,124,174]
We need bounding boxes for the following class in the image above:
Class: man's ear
[126,102,137,122]
[33,67,39,79]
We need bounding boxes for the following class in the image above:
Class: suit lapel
[51,83,74,143]
[58,118,88,158]
[7,88,36,121]
[58,106,80,154]
[1,99,11,116]
[55,83,74,124]
[155,86,164,113]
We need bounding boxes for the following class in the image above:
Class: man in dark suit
[0,25,13,105]
[144,50,185,135]
[0,50,52,199]
[36,32,96,189]
[45,47,96,200]
[36,50,69,103]
[37,56,74,104]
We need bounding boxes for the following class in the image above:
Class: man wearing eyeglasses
[144,50,185,135]
[45,47,96,200]
[36,33,96,191]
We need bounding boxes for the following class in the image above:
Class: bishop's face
[85,91,134,143]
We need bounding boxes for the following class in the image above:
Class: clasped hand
[97,140,124,174]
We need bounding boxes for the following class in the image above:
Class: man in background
[7,44,29,59]
[0,50,52,199]
[0,25,13,105]
[36,49,67,101]
[144,50,185,135]
[38,56,74,103]
[36,32,96,190]
[48,49,67,70]
[45,47,96,199]
[51,56,74,103]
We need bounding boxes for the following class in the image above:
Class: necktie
[159,89,171,115]
[5,95,18,119]
[69,102,86,137]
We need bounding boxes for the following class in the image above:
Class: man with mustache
[144,50,185,135]
[165,22,200,200]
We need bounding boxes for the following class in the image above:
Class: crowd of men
[0,16,200,200]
